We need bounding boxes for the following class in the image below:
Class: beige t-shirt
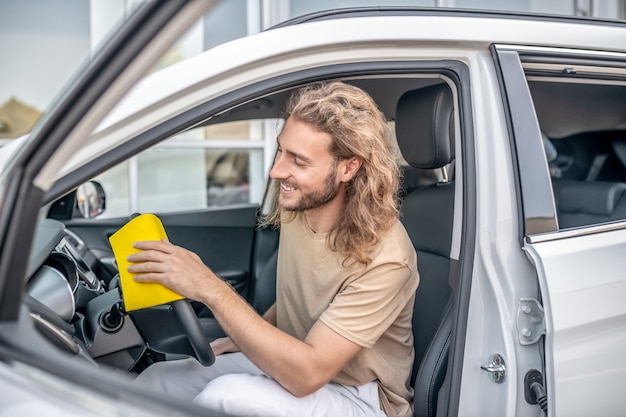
[276,214,419,417]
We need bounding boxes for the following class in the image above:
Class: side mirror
[76,181,106,219]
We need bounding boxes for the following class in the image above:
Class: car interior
[25,74,461,417]
[192,76,460,417]
[528,79,626,230]
[234,80,458,417]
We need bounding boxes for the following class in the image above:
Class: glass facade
[94,121,268,218]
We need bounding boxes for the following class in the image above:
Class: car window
[92,119,277,218]
[525,63,626,230]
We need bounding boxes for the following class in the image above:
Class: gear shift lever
[100,301,125,332]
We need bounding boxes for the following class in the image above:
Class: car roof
[50,7,626,197]
[100,8,626,132]
[270,6,626,29]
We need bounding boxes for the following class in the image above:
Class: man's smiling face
[269,117,340,212]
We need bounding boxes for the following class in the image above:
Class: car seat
[552,180,626,228]
[395,83,456,417]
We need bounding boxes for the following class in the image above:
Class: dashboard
[57,232,102,292]
[25,218,147,370]
[23,217,207,372]
[27,221,105,322]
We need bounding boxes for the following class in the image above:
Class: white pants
[134,353,384,417]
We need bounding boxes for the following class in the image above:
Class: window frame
[493,44,626,243]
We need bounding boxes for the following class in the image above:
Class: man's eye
[294,159,306,167]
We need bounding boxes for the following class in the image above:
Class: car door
[0,1,236,416]
[496,45,626,417]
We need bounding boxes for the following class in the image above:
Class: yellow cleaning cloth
[108,213,184,311]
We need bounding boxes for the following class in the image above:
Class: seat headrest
[395,84,455,169]
[556,181,626,216]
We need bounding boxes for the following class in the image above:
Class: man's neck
[303,195,345,234]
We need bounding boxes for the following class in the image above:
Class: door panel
[60,205,260,300]
[526,227,626,417]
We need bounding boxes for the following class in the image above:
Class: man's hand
[211,337,240,356]
[127,239,224,304]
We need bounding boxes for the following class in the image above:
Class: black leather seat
[395,83,456,417]
[200,233,278,340]
[251,250,278,314]
[552,180,626,228]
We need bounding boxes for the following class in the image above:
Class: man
[130,81,419,417]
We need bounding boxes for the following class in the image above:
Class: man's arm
[128,241,361,397]
[211,303,276,355]
[207,285,361,397]
[262,303,277,326]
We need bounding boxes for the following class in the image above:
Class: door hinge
[517,298,545,345]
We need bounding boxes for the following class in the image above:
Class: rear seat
[553,180,626,228]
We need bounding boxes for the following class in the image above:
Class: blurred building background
[1,0,624,217]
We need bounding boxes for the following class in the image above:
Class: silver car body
[1,3,625,416]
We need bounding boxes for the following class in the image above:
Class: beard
[279,168,339,212]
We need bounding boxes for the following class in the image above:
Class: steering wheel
[171,299,215,366]
[110,275,215,365]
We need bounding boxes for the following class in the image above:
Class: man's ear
[339,156,363,182]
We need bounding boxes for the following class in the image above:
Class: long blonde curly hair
[262,81,401,265]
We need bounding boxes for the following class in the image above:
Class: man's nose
[269,155,286,180]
